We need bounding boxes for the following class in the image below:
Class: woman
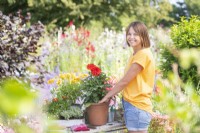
[99,21,155,133]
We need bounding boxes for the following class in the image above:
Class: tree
[170,2,188,22]
[185,0,200,16]
[0,0,173,29]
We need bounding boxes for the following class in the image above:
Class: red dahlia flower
[87,64,97,70]
[91,66,101,76]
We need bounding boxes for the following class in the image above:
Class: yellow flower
[79,74,88,79]
[71,73,76,79]
[56,79,62,85]
[75,77,81,82]
[47,79,55,84]
[65,73,71,80]
[59,74,66,80]
[71,79,79,83]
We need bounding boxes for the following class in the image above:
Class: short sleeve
[132,50,148,69]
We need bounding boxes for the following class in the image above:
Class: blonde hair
[126,21,150,48]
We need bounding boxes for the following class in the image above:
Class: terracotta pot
[86,102,109,126]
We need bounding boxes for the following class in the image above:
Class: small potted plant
[81,64,112,126]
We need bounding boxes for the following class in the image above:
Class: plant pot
[86,102,109,126]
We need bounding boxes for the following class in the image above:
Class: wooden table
[49,119,126,133]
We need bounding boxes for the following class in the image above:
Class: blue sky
[169,0,184,5]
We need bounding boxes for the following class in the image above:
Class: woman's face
[126,27,142,48]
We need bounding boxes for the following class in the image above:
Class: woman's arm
[99,63,143,103]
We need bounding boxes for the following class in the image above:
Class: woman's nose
[130,34,135,38]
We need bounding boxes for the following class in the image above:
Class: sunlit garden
[0,0,200,133]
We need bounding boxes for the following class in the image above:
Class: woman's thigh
[122,99,152,132]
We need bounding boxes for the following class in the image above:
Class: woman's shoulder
[135,48,151,55]
[134,48,154,61]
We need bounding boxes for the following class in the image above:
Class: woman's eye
[127,33,138,36]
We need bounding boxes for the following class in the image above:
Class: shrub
[159,16,200,91]
[154,49,200,132]
[0,10,44,78]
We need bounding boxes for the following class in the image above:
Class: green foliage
[0,0,173,30]
[46,99,70,118]
[154,49,200,133]
[135,0,173,27]
[0,78,37,133]
[170,16,200,49]
[0,78,36,118]
[57,82,82,104]
[163,2,188,26]
[0,10,44,78]
[47,94,83,119]
[159,16,200,90]
[185,0,200,16]
[60,106,83,120]
[159,45,178,77]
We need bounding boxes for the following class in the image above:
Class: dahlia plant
[81,64,112,104]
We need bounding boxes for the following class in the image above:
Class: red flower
[107,76,117,85]
[91,66,101,76]
[68,20,74,27]
[87,64,97,70]
[87,64,102,76]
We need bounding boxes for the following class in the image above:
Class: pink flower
[106,76,118,88]
[155,86,161,95]
[86,42,95,53]
[68,20,74,27]
[61,33,67,39]
[106,87,112,91]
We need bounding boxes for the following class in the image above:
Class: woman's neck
[133,46,143,55]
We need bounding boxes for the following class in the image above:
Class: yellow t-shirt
[122,48,155,114]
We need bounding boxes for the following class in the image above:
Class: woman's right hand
[98,96,109,104]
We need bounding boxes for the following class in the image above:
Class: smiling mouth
[129,40,136,43]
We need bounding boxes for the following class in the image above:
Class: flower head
[87,64,102,76]
[91,66,101,76]
[87,64,96,70]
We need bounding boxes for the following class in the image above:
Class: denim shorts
[122,99,152,131]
